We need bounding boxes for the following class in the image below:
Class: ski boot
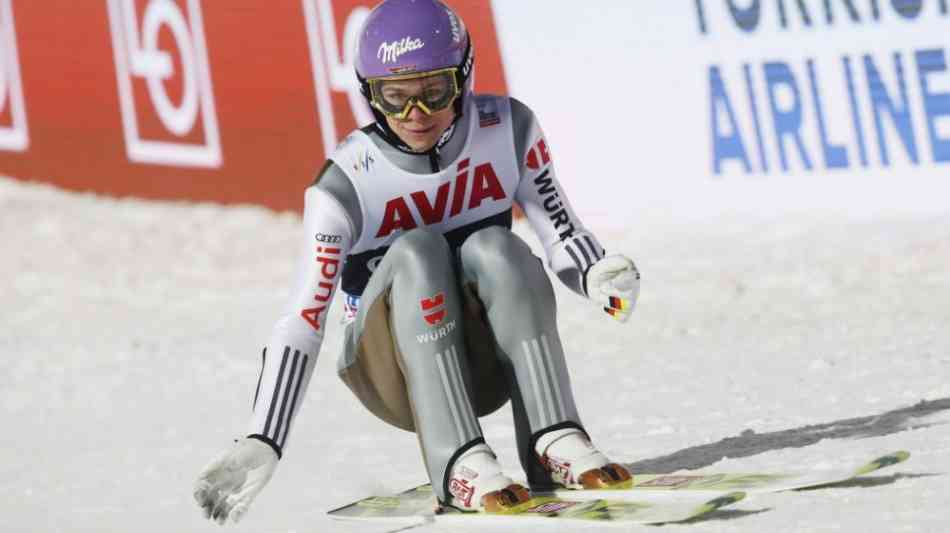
[535,427,632,490]
[445,443,531,512]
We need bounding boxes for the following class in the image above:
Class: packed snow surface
[2,176,948,532]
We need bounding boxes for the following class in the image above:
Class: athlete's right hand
[584,254,640,323]
[194,437,279,525]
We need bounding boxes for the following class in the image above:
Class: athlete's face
[384,98,457,152]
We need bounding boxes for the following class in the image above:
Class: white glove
[584,254,640,323]
[193,437,279,525]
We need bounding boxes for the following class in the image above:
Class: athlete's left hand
[584,254,640,323]
[194,437,278,525]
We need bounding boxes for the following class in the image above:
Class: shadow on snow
[678,507,774,525]
[628,397,950,474]
[795,472,940,491]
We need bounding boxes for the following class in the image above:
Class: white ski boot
[535,428,632,489]
[446,443,531,512]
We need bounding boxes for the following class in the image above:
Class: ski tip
[873,450,911,467]
[707,491,747,509]
[681,491,746,523]
[854,450,911,476]
[874,450,910,468]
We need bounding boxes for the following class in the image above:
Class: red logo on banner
[420,292,446,326]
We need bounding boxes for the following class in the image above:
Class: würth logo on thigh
[106,0,221,167]
[417,292,457,344]
[420,292,446,326]
[0,0,28,152]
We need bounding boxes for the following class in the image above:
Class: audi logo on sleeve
[106,0,221,167]
[301,245,342,332]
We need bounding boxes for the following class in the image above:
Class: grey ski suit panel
[313,163,363,238]
[339,229,482,503]
[458,225,582,484]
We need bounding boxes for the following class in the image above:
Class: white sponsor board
[302,0,375,156]
[107,0,221,167]
[493,1,950,224]
[0,0,28,152]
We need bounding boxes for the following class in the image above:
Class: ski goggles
[367,68,461,120]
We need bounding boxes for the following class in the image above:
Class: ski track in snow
[2,176,948,533]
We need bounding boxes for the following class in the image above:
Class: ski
[327,451,908,526]
[547,450,910,499]
[327,484,746,526]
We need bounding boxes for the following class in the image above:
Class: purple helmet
[355,0,474,116]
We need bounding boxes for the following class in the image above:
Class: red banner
[0,0,507,211]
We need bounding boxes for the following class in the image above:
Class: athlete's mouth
[403,124,435,135]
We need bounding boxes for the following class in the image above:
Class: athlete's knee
[461,226,528,260]
[461,226,551,294]
[386,229,452,272]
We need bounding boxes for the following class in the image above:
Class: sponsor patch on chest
[375,158,509,238]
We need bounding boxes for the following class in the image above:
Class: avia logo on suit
[375,158,508,238]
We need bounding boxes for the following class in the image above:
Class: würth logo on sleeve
[301,245,341,331]
[0,0,28,152]
[420,292,446,326]
[534,169,575,241]
[106,0,221,167]
[525,137,551,170]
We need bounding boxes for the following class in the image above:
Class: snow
[2,176,948,532]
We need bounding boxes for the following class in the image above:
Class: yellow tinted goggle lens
[368,69,460,119]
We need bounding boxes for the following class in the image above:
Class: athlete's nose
[405,105,430,123]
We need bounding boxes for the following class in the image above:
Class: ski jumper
[246,94,608,503]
